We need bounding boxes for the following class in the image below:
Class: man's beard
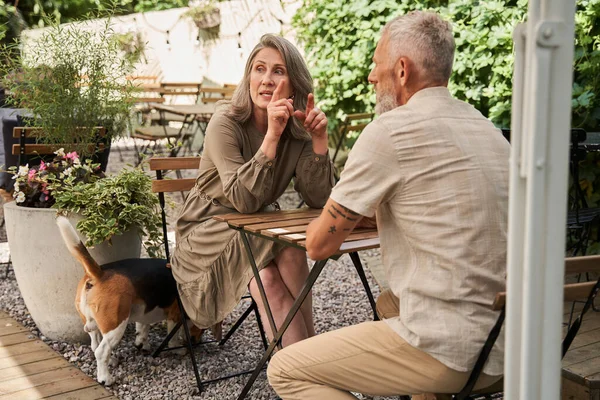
[375,90,399,115]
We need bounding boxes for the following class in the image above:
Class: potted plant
[0,16,137,164]
[4,149,163,343]
[183,1,222,31]
[113,31,146,65]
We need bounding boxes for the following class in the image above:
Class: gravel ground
[0,138,389,400]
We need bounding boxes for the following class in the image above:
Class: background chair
[148,156,267,394]
[331,112,375,179]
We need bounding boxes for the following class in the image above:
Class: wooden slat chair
[331,112,374,179]
[12,126,106,167]
[131,123,196,164]
[148,156,268,393]
[199,86,236,104]
[401,255,600,400]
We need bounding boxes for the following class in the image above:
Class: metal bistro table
[213,208,381,399]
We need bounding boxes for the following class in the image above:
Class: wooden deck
[0,310,116,400]
[562,299,600,400]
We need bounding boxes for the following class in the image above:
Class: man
[267,10,510,399]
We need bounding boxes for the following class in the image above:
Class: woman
[171,34,334,347]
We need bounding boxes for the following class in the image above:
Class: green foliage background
[292,0,600,135]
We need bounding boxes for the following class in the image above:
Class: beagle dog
[56,216,220,385]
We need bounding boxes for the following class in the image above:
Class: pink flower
[27,169,37,182]
[39,160,47,171]
[65,151,79,161]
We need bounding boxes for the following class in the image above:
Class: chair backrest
[199,86,236,103]
[454,255,600,400]
[12,126,106,166]
[331,112,375,164]
[149,156,201,260]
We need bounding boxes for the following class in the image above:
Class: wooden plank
[0,375,98,400]
[564,353,600,380]
[213,208,321,223]
[262,224,310,238]
[228,211,323,227]
[0,366,83,395]
[161,82,202,88]
[244,218,316,233]
[151,179,195,194]
[0,311,10,319]
[0,349,60,370]
[0,358,71,382]
[12,127,105,139]
[280,229,377,244]
[0,331,36,347]
[149,157,200,171]
[0,340,52,359]
[567,327,600,351]
[45,385,116,399]
[494,282,597,311]
[280,233,307,243]
[12,143,105,156]
[131,97,166,104]
[0,323,28,336]
[345,112,374,121]
[566,255,600,275]
[561,374,592,400]
[564,341,600,367]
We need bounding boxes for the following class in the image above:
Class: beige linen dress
[171,106,334,328]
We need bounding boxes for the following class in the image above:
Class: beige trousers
[267,290,502,400]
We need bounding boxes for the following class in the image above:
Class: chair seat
[133,126,194,141]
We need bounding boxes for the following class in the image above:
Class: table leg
[239,231,281,350]
[349,252,379,321]
[237,258,329,400]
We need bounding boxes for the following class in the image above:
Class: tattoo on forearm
[328,225,337,234]
[330,204,358,221]
[327,209,337,219]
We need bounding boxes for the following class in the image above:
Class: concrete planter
[4,201,141,343]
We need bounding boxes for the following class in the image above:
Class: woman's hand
[294,93,328,155]
[266,79,294,140]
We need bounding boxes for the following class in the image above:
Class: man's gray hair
[224,34,312,140]
[383,11,455,84]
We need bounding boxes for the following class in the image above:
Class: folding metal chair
[398,255,600,400]
[148,156,268,393]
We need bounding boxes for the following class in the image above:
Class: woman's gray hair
[224,34,312,141]
[383,11,455,84]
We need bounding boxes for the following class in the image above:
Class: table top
[149,102,216,116]
[214,208,380,255]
